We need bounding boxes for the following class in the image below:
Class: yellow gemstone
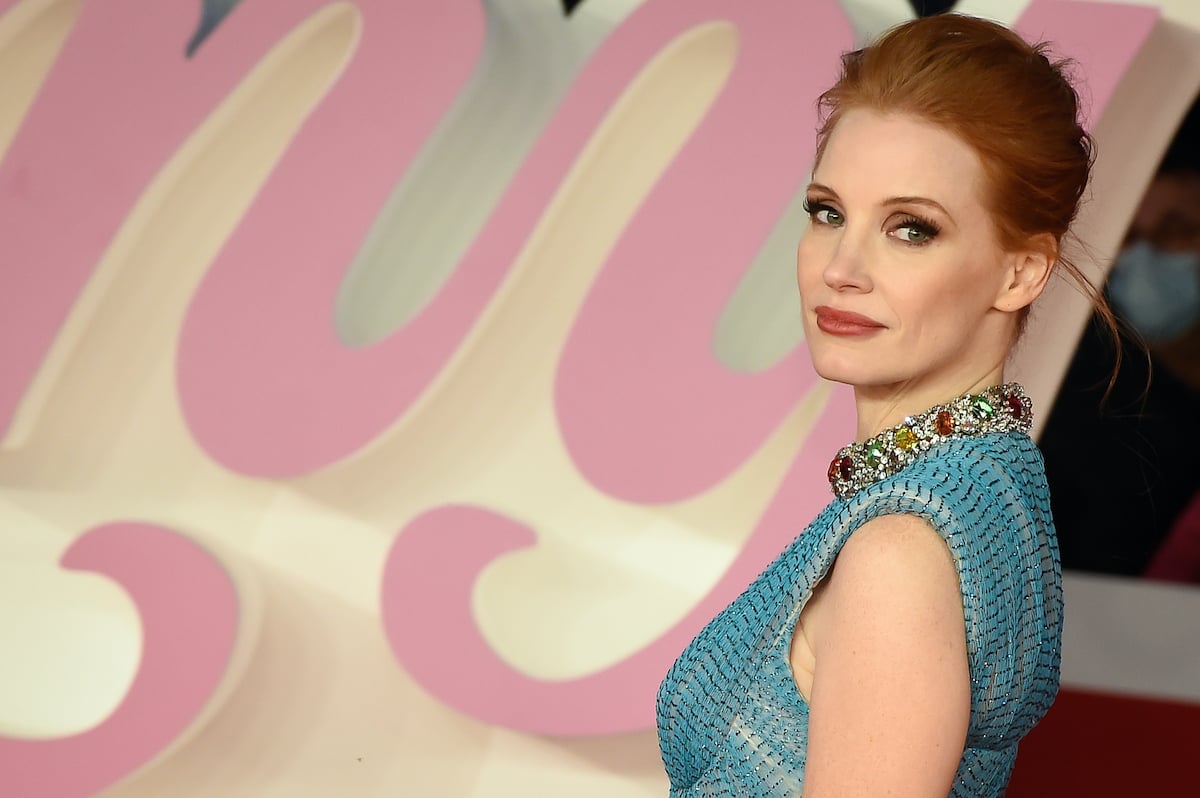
[893,427,917,451]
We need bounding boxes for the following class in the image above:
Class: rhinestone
[935,410,955,435]
[1006,395,1025,418]
[893,427,917,451]
[865,441,884,468]
[971,395,996,418]
[825,383,1031,498]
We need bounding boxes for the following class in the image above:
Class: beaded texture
[657,430,1062,797]
[827,383,1032,500]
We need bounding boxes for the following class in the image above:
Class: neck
[852,364,1006,441]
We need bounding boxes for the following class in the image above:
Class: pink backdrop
[1,0,1197,795]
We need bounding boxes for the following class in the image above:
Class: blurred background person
[1041,99,1200,583]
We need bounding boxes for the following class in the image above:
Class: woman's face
[796,109,1016,395]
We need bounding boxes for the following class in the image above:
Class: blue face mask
[1107,240,1200,342]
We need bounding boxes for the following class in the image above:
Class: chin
[806,343,920,390]
[806,347,869,386]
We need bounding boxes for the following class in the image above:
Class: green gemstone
[893,427,917,451]
[971,396,996,418]
[865,441,884,468]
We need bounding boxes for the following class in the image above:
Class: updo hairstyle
[815,14,1118,340]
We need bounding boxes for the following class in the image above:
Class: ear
[993,233,1056,312]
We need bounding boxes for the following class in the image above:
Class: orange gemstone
[935,411,954,435]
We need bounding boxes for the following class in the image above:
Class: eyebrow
[806,183,955,220]
[883,195,952,217]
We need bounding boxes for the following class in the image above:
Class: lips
[813,305,886,336]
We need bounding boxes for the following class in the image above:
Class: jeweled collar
[827,382,1033,500]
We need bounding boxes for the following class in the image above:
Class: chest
[656,515,837,789]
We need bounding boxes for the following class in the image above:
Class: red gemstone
[935,411,954,435]
[827,457,840,484]
[1006,395,1024,418]
[839,455,854,481]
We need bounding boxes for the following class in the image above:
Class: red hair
[815,14,1118,343]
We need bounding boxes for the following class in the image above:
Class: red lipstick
[814,306,886,337]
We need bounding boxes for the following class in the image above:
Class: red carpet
[1009,687,1200,795]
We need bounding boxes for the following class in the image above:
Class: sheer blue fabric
[656,432,1062,797]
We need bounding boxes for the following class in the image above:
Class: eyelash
[893,214,941,245]
[802,198,942,246]
[802,197,841,225]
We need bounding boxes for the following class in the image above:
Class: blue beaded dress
[656,431,1062,797]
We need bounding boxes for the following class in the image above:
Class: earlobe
[994,237,1055,312]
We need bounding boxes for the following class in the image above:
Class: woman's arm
[801,513,971,797]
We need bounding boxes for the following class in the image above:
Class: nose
[821,229,872,292]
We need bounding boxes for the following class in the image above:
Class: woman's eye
[896,225,928,243]
[819,208,843,226]
[891,219,939,245]
[808,205,843,226]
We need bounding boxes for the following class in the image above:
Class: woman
[657,14,1111,797]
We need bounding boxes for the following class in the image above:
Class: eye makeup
[891,212,942,244]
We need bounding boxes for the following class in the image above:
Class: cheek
[889,278,964,337]
[898,273,990,340]
[795,238,823,298]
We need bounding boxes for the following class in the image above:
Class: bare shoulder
[835,513,958,589]
[818,512,963,656]
[802,513,970,796]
